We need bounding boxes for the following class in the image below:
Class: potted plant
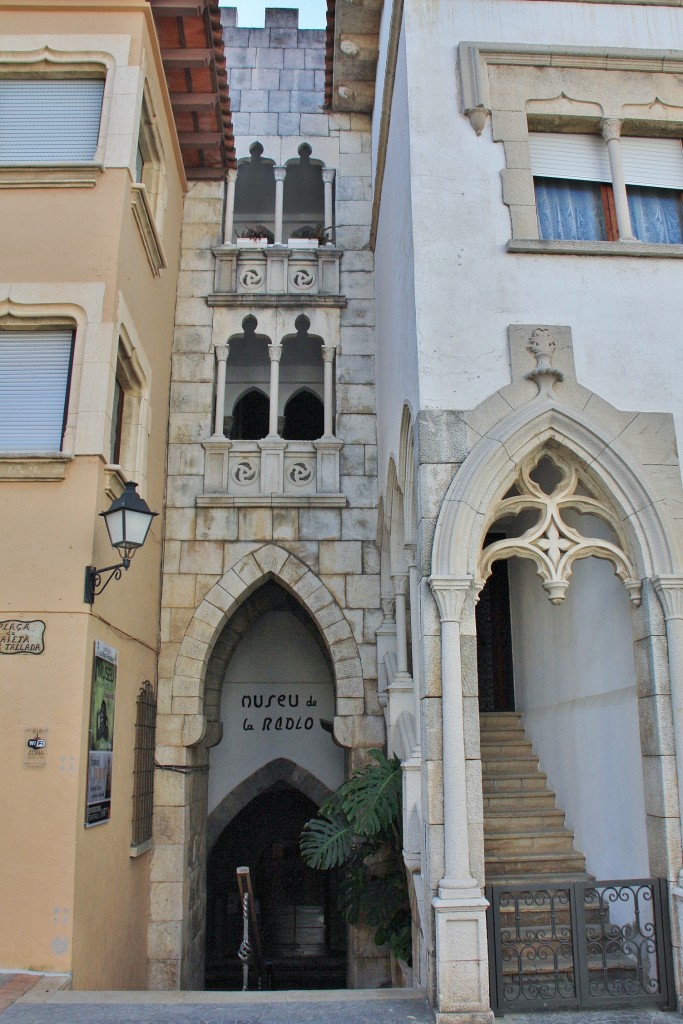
[237,225,274,248]
[288,223,332,249]
[300,748,412,973]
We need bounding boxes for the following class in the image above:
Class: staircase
[480,711,589,881]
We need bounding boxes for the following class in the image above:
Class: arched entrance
[204,581,346,989]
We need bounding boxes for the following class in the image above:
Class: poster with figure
[85,641,117,826]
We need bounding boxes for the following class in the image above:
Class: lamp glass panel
[103,508,125,548]
[123,508,154,548]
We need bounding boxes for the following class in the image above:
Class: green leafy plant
[300,749,412,965]
[240,224,275,242]
[289,223,331,243]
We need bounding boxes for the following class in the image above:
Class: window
[0,330,74,452]
[109,374,124,465]
[131,680,157,851]
[0,79,104,163]
[530,133,683,244]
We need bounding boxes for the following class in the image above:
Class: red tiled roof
[149,0,236,177]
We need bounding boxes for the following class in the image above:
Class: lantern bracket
[84,558,131,604]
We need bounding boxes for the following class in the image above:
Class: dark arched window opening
[231,389,269,440]
[282,390,324,441]
[284,144,325,239]
[233,142,276,241]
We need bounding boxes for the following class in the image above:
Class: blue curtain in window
[627,187,683,244]
[535,178,606,241]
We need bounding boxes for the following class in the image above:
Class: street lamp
[84,481,158,603]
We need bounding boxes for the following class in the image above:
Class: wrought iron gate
[486,878,675,1014]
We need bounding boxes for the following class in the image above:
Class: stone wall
[149,8,388,991]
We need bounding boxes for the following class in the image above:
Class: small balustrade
[210,245,342,301]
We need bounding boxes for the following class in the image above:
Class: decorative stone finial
[526,327,564,398]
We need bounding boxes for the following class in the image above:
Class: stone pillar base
[433,890,493,1022]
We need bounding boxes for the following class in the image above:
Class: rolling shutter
[0,331,74,451]
[0,79,104,163]
[529,132,683,190]
[529,133,611,182]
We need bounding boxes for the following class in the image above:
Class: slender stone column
[223,168,238,245]
[321,345,335,437]
[274,166,286,245]
[392,573,410,676]
[267,344,283,437]
[653,576,683,881]
[406,544,422,752]
[322,167,335,242]
[212,344,229,438]
[601,118,636,242]
[429,575,478,894]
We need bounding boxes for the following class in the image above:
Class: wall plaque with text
[0,620,45,655]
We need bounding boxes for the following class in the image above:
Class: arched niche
[233,141,276,240]
[224,315,270,437]
[284,143,326,239]
[207,581,344,819]
[278,315,325,434]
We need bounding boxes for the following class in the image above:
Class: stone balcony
[208,245,344,307]
[198,436,346,508]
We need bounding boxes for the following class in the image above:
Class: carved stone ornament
[287,461,314,485]
[231,460,258,485]
[478,451,641,606]
[292,268,316,290]
[240,268,263,289]
[526,327,564,398]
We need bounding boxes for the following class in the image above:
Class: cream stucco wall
[0,0,184,987]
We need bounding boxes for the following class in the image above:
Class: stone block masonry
[151,6,385,996]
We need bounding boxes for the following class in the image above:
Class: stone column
[392,573,410,676]
[274,166,286,245]
[406,544,422,753]
[601,118,636,242]
[212,344,229,438]
[267,343,282,437]
[223,168,238,245]
[429,574,492,1024]
[322,167,335,242]
[321,345,336,437]
[653,576,683,879]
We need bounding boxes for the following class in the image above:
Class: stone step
[484,808,567,833]
[481,754,540,774]
[486,850,588,879]
[482,770,550,792]
[480,739,535,757]
[485,829,580,857]
[482,791,558,813]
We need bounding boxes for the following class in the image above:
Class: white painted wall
[509,554,649,880]
[374,24,420,486]
[374,0,683,487]
[208,609,344,812]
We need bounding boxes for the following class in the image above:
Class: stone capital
[429,576,473,623]
[653,575,683,620]
[273,166,286,182]
[322,167,335,184]
[214,344,229,364]
[600,117,622,143]
[404,543,417,568]
[321,344,336,363]
[392,573,409,597]
[226,167,238,184]
[268,344,283,363]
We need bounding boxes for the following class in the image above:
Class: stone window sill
[0,452,74,481]
[0,163,104,189]
[131,183,167,276]
[507,239,683,259]
[129,838,153,858]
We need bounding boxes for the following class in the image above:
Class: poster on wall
[85,641,117,827]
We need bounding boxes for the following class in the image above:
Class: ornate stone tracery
[478,450,642,605]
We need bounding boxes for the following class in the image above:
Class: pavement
[0,981,682,1024]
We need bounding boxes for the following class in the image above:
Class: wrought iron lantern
[84,481,158,603]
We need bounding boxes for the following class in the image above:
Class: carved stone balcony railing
[208,246,343,307]
[198,437,346,508]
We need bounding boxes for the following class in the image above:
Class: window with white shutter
[529,133,683,243]
[0,79,104,164]
[0,331,74,452]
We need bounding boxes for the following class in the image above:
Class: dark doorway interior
[205,783,346,990]
[476,551,515,713]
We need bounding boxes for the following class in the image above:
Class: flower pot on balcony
[237,237,269,248]
[287,237,320,249]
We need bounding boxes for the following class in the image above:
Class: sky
[219,0,326,29]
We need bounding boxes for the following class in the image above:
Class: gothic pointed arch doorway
[204,582,346,989]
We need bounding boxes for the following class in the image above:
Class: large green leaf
[299,811,354,870]
[337,750,402,837]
